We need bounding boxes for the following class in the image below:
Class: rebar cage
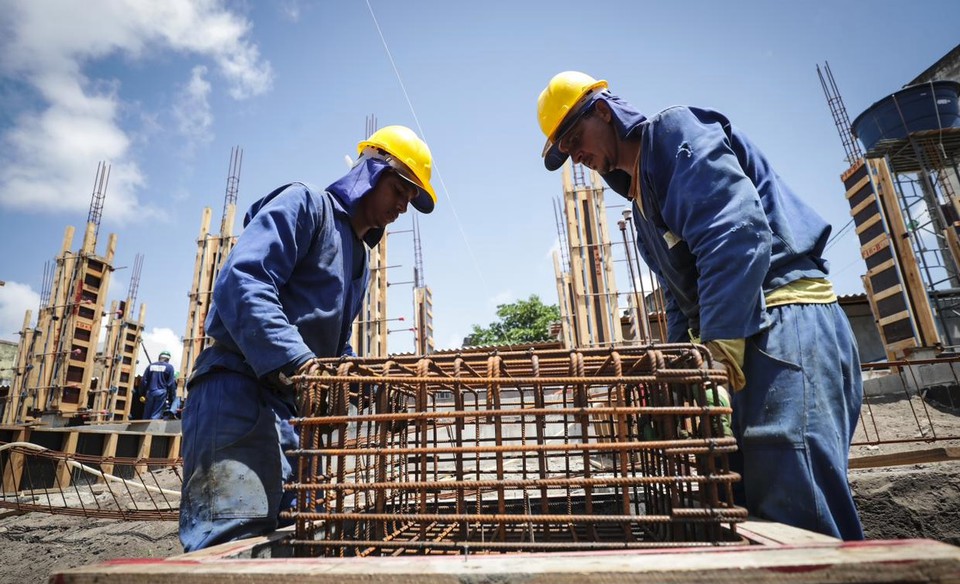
[284,344,748,556]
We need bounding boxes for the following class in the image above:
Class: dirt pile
[850,462,960,545]
[0,512,179,584]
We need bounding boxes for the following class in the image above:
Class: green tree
[466,295,561,346]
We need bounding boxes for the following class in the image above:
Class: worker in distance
[178,125,437,551]
[536,71,864,540]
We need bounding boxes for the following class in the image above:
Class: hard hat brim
[540,96,598,172]
[542,139,568,171]
[396,172,436,214]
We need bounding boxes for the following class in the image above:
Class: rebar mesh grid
[0,443,181,520]
[284,344,748,556]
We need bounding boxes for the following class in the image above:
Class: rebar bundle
[284,344,747,557]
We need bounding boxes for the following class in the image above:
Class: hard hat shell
[159,350,171,359]
[537,71,608,170]
[357,125,437,214]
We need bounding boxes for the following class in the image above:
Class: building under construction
[1,163,145,426]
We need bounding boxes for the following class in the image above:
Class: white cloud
[279,1,302,23]
[173,65,214,152]
[0,281,41,342]
[0,0,273,222]
[139,327,182,375]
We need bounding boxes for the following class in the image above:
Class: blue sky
[0,0,957,374]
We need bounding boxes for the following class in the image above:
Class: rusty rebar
[287,345,746,557]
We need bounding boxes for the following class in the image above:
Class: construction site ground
[2,393,959,584]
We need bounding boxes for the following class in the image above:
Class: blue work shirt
[140,360,176,397]
[599,99,831,343]
[191,159,392,382]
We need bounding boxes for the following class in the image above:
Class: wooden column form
[180,207,214,396]
[868,158,940,348]
[842,158,937,359]
[101,300,146,421]
[560,162,621,348]
[413,285,434,356]
[181,204,239,395]
[552,251,576,349]
[2,311,34,425]
[352,236,389,358]
[17,226,76,421]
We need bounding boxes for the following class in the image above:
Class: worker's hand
[295,358,325,378]
[139,396,146,403]
[704,339,746,391]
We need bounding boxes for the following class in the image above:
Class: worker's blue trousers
[143,389,169,420]
[179,371,299,552]
[731,302,865,540]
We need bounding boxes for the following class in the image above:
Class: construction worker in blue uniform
[179,126,437,551]
[137,350,176,420]
[537,72,864,540]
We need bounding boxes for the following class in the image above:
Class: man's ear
[595,99,613,123]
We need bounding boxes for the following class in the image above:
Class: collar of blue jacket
[596,93,648,199]
[325,157,396,247]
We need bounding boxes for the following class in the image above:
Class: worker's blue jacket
[191,159,392,382]
[141,360,176,396]
[596,95,832,342]
[139,360,177,419]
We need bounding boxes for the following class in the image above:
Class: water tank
[851,80,960,152]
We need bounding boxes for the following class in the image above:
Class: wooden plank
[1,427,30,493]
[849,447,960,469]
[841,159,866,183]
[166,528,294,561]
[850,191,878,216]
[167,434,181,460]
[738,519,840,545]
[135,434,153,475]
[54,431,79,488]
[872,283,905,302]
[944,226,960,280]
[99,432,119,479]
[877,310,911,327]
[860,233,889,260]
[865,257,896,276]
[844,173,870,199]
[854,212,882,234]
[52,539,960,584]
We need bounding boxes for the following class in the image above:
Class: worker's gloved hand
[139,395,146,403]
[705,339,746,391]
[689,330,747,392]
[295,358,324,378]
[703,384,733,437]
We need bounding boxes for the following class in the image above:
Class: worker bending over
[537,71,864,540]
[179,126,438,551]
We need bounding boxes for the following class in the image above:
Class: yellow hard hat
[357,125,437,214]
[537,71,608,170]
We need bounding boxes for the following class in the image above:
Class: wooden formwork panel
[52,533,960,583]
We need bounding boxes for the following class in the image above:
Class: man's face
[364,170,419,228]
[556,103,617,174]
